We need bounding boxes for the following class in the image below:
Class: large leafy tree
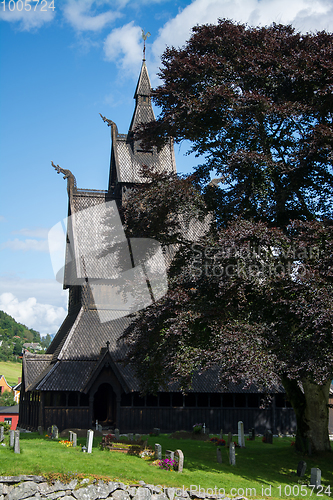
[116,20,333,453]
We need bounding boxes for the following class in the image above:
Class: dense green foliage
[0,310,51,362]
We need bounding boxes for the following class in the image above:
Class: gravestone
[14,430,20,454]
[115,428,120,440]
[175,449,184,472]
[227,432,233,447]
[47,426,52,436]
[153,428,160,435]
[264,429,273,444]
[310,468,321,488]
[9,429,15,447]
[219,429,223,439]
[249,428,255,440]
[297,461,307,477]
[38,426,43,435]
[69,431,77,447]
[229,442,236,466]
[86,429,94,453]
[135,433,141,441]
[238,421,245,447]
[0,426,4,442]
[97,424,102,432]
[51,425,59,439]
[155,443,162,460]
[165,449,175,461]
[216,447,222,464]
[128,433,134,441]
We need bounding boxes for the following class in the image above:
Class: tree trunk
[282,377,331,453]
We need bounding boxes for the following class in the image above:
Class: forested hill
[0,310,52,361]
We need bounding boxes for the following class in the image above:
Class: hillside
[0,310,52,362]
[0,361,22,386]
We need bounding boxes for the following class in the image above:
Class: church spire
[128,31,154,133]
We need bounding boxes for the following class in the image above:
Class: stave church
[18,55,296,434]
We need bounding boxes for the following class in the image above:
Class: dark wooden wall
[118,406,296,434]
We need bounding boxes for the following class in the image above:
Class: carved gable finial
[51,161,77,195]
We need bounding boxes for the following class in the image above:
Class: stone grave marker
[38,426,43,435]
[229,442,236,466]
[264,429,273,444]
[155,443,162,460]
[227,432,232,447]
[165,449,175,461]
[310,468,321,488]
[9,429,15,447]
[219,429,223,439]
[47,426,52,436]
[128,433,134,441]
[115,428,120,440]
[0,426,4,442]
[69,431,77,447]
[175,449,184,472]
[153,428,160,435]
[51,425,59,439]
[297,461,307,477]
[87,429,94,453]
[96,424,102,432]
[248,428,255,440]
[14,430,20,454]
[216,447,222,464]
[135,433,141,441]
[238,421,245,448]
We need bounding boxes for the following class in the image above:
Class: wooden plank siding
[44,407,90,430]
[118,406,296,434]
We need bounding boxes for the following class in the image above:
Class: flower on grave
[192,423,202,434]
[291,441,295,446]
[217,439,225,446]
[262,437,267,443]
[59,439,73,447]
[210,437,218,443]
[159,458,177,471]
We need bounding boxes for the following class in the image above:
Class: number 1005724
[1,1,55,11]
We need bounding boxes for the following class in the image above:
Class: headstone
[175,449,184,472]
[310,468,321,488]
[249,428,255,440]
[51,425,59,439]
[297,461,307,477]
[155,443,162,460]
[38,426,43,435]
[229,442,236,466]
[264,429,273,444]
[165,449,175,461]
[115,428,120,440]
[9,429,15,447]
[14,430,20,454]
[72,432,77,447]
[47,426,52,436]
[216,447,222,464]
[219,429,223,439]
[238,421,245,448]
[0,426,4,442]
[86,429,94,453]
[128,433,133,441]
[135,433,141,441]
[227,432,233,447]
[153,428,160,435]
[97,424,102,432]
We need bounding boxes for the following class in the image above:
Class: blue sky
[0,0,332,335]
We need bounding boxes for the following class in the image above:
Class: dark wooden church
[18,58,296,435]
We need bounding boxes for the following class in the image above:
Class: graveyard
[0,426,332,500]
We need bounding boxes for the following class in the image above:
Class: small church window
[146,394,158,406]
[159,393,170,406]
[197,393,209,407]
[171,393,183,407]
[133,393,145,406]
[184,394,196,407]
[210,394,221,407]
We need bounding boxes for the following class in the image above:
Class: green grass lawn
[0,433,332,500]
[0,360,22,386]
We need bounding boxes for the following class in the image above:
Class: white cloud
[12,227,50,239]
[0,2,55,31]
[63,0,122,32]
[104,21,143,73]
[2,238,49,252]
[152,0,333,63]
[0,292,67,335]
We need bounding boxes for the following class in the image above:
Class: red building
[0,405,19,430]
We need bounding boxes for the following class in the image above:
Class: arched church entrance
[93,383,117,427]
